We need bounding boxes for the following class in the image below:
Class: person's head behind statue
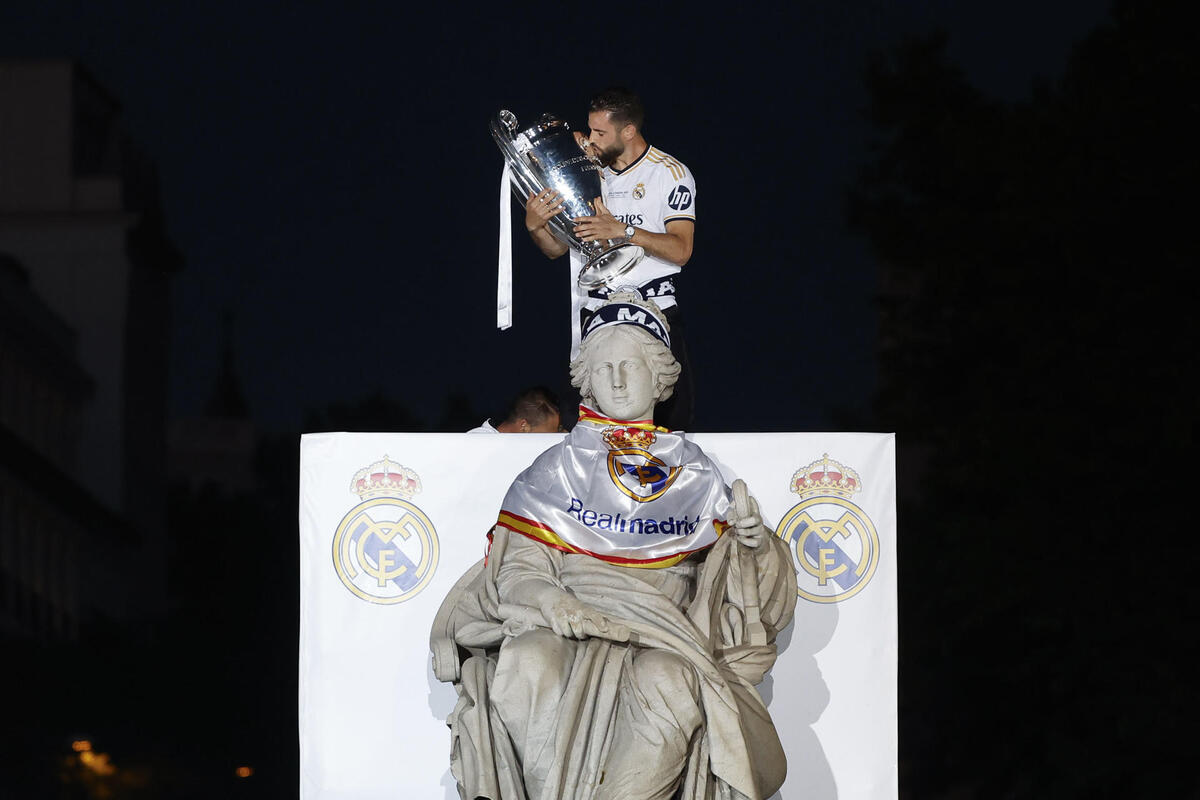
[496,386,561,433]
[570,293,680,423]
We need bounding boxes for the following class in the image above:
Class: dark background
[1,0,1193,796]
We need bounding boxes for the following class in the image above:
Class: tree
[849,1,1195,794]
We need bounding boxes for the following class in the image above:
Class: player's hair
[500,386,560,428]
[589,87,645,133]
[570,326,680,405]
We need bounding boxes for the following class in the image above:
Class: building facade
[0,60,179,640]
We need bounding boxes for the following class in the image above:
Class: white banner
[299,432,896,799]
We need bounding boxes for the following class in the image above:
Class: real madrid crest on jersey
[602,426,681,502]
[332,456,439,604]
[777,454,879,603]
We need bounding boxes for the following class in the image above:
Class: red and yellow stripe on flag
[497,511,727,569]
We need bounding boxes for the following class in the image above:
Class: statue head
[570,293,680,422]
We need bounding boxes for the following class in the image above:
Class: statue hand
[540,593,613,640]
[730,479,768,550]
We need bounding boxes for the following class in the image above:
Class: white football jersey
[568,145,696,356]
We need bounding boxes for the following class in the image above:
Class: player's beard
[596,141,624,167]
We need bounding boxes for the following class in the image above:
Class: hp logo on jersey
[667,185,693,211]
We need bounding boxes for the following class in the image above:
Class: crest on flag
[777,454,880,603]
[602,426,681,502]
[331,456,440,604]
[497,418,730,569]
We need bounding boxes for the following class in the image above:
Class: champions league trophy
[491,110,644,289]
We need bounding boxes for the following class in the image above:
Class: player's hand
[572,196,624,243]
[730,479,769,550]
[525,189,565,232]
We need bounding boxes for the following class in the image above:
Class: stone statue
[430,293,797,800]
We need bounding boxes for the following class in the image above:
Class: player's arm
[525,189,569,259]
[631,218,693,266]
[572,198,694,267]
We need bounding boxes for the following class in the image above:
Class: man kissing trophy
[431,293,797,800]
[491,109,645,312]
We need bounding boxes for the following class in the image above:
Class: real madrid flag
[497,408,732,568]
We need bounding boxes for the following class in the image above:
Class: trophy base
[577,244,645,290]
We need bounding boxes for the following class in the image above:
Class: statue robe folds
[431,418,798,800]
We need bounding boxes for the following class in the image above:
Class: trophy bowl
[491,110,643,289]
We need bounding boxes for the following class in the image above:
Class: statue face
[587,331,658,421]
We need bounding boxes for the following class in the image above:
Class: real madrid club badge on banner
[779,454,880,604]
[331,456,439,604]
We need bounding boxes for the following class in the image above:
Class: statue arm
[717,534,795,637]
[748,534,799,633]
[690,480,797,669]
[495,533,615,640]
[495,531,565,600]
[724,479,796,637]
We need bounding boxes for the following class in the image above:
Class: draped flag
[497,409,731,568]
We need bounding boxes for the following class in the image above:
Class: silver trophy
[491,110,643,289]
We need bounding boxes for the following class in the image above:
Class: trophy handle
[490,113,542,204]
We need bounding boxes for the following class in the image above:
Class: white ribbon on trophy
[497,162,514,330]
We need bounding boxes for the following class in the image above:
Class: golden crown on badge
[350,456,422,499]
[602,426,658,451]
[790,454,862,500]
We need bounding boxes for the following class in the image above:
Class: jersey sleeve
[658,161,696,225]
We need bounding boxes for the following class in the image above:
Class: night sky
[2,0,1112,433]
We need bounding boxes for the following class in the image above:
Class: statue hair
[570,325,681,407]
